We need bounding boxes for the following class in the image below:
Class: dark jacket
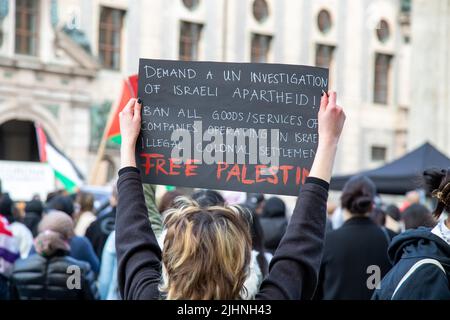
[372,227,450,300]
[10,252,99,300]
[116,167,328,300]
[315,217,392,300]
[260,197,288,254]
[69,236,100,274]
[85,207,116,259]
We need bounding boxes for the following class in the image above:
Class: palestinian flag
[105,75,138,144]
[35,124,84,193]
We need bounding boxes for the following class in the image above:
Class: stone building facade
[408,0,450,153]
[0,0,446,187]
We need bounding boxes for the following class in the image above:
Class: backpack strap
[391,258,446,300]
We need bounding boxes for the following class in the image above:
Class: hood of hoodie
[388,227,450,272]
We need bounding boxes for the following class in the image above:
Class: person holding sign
[115,91,345,299]
[136,59,329,196]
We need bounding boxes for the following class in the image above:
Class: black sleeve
[256,178,329,300]
[118,167,140,175]
[115,168,162,300]
[312,260,326,300]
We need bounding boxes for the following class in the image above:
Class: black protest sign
[136,58,328,196]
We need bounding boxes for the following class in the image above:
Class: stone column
[408,0,450,153]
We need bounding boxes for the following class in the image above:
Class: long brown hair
[160,197,252,300]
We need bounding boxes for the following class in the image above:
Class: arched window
[317,9,332,34]
[376,20,390,43]
[0,120,39,161]
[253,0,269,23]
[182,0,200,10]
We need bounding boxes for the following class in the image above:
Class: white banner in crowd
[0,160,56,201]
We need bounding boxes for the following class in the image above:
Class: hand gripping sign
[136,59,328,196]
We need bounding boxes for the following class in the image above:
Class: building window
[315,44,335,88]
[376,20,390,43]
[251,33,272,63]
[182,0,200,10]
[371,146,387,162]
[317,9,332,34]
[253,0,269,23]
[99,7,124,70]
[15,0,40,55]
[401,0,411,13]
[374,53,392,104]
[315,44,335,69]
[179,21,203,61]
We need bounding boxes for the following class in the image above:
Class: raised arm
[256,92,345,300]
[116,98,162,300]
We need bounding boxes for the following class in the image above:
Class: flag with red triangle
[106,75,138,144]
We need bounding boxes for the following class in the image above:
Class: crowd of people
[0,93,449,300]
[0,185,117,299]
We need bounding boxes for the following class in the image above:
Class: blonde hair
[160,197,252,300]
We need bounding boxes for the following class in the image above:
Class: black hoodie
[372,227,450,300]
